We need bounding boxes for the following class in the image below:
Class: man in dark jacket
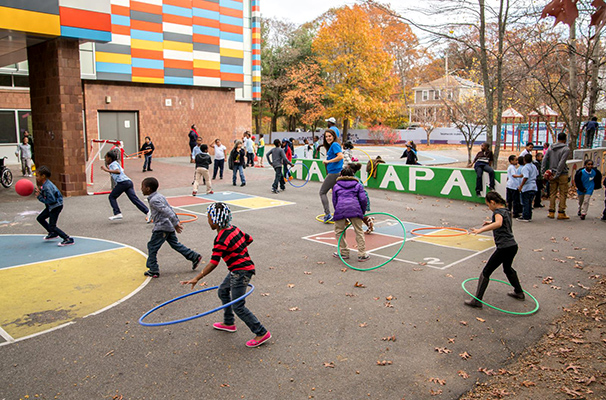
[542,133,570,219]
[583,116,599,149]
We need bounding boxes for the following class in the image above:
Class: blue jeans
[218,270,266,335]
[146,230,199,273]
[232,165,246,184]
[521,190,536,220]
[272,167,284,191]
[213,159,224,179]
[37,205,69,240]
[474,163,495,193]
[143,154,152,170]
[109,180,149,215]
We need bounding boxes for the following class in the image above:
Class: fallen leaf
[542,276,554,284]
[412,268,423,271]
[458,370,469,379]
[560,386,583,396]
[287,284,295,288]
[448,338,455,343]
[533,248,543,252]
[373,297,380,300]
[220,383,230,387]
[345,293,356,297]
[323,362,335,368]
[445,274,454,278]
[551,285,562,290]
[376,360,392,366]
[288,307,300,311]
[476,317,485,323]
[341,268,347,272]
[568,292,577,298]
[521,380,536,387]
[386,295,396,301]
[419,262,427,266]
[459,351,471,360]
[318,280,324,284]
[565,364,582,373]
[384,302,394,308]
[261,293,270,297]
[478,367,497,376]
[577,283,590,290]
[434,347,451,354]
[491,388,510,397]
[382,336,396,342]
[429,377,446,385]
[429,389,442,396]
[570,338,584,344]
[354,281,366,288]
[460,321,468,326]
[316,262,325,265]
[359,323,368,327]
[552,249,559,252]
[566,256,575,259]
[304,271,312,275]
[574,375,596,385]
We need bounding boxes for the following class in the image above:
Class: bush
[368,125,399,145]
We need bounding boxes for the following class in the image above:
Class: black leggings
[482,245,519,284]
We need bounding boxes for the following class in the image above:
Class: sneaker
[213,322,237,333]
[580,214,586,220]
[246,331,272,348]
[358,254,370,262]
[144,270,159,278]
[147,168,153,172]
[547,211,555,219]
[333,252,349,259]
[240,183,246,187]
[44,233,59,241]
[507,291,525,300]
[109,213,123,221]
[192,191,197,196]
[142,169,146,173]
[516,218,530,222]
[512,214,521,219]
[192,255,202,270]
[58,237,75,247]
[207,191,214,194]
[271,189,278,194]
[323,214,333,223]
[146,211,152,224]
[233,183,237,186]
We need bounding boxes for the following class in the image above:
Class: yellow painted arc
[0,6,61,36]
[0,247,147,340]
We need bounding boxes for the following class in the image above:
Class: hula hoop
[462,278,539,315]
[316,214,335,224]
[353,148,374,185]
[125,149,152,158]
[411,227,468,237]
[287,161,311,188]
[139,284,255,326]
[176,212,198,223]
[337,212,406,271]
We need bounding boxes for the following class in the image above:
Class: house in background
[409,75,484,126]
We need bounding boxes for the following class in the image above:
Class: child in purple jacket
[332,166,369,262]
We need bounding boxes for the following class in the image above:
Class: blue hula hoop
[139,283,255,327]
[288,160,311,188]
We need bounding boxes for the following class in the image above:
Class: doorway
[98,111,139,155]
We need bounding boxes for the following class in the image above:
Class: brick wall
[27,38,87,196]
[0,89,30,109]
[83,81,252,157]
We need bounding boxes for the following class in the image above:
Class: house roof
[412,75,483,91]
[528,104,558,117]
[502,107,523,119]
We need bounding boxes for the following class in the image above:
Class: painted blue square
[197,191,254,201]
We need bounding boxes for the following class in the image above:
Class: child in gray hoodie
[266,139,292,193]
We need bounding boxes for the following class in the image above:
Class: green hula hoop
[462,277,539,315]
[337,212,406,271]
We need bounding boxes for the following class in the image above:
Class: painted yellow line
[225,197,295,209]
[0,247,146,340]
[414,230,494,252]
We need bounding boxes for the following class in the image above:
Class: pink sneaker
[246,331,272,347]
[213,322,237,333]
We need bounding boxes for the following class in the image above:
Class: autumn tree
[444,96,488,164]
[312,5,399,140]
[282,62,326,131]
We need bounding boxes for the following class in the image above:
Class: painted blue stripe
[164,76,194,85]
[252,22,260,28]
[220,63,243,74]
[220,0,243,11]
[252,65,260,71]
[132,58,164,69]
[96,62,132,74]
[131,29,163,42]
[219,15,242,26]
[220,32,243,42]
[0,235,125,270]
[193,25,220,36]
[162,4,192,17]
[61,26,111,42]
[252,44,260,50]
[192,8,219,20]
[111,14,130,26]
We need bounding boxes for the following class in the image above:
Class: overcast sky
[259,0,362,24]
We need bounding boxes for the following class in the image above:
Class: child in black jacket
[193,144,213,195]
[141,136,155,172]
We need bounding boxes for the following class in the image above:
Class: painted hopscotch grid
[302,219,495,270]
[166,191,295,217]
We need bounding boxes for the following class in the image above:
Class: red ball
[15,179,35,196]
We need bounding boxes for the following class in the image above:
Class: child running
[465,191,525,308]
[35,166,74,246]
[141,177,201,278]
[332,166,369,262]
[181,202,271,348]
[101,151,149,221]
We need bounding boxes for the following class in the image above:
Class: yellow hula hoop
[353,148,374,185]
[316,214,335,224]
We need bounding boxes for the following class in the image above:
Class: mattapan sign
[291,159,507,203]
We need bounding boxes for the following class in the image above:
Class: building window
[0,73,29,89]
[434,90,440,100]
[447,90,453,100]
[0,110,18,144]
[422,90,428,101]
[80,42,95,77]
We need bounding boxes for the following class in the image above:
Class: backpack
[228,150,234,170]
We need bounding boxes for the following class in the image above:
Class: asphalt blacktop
[0,152,605,399]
